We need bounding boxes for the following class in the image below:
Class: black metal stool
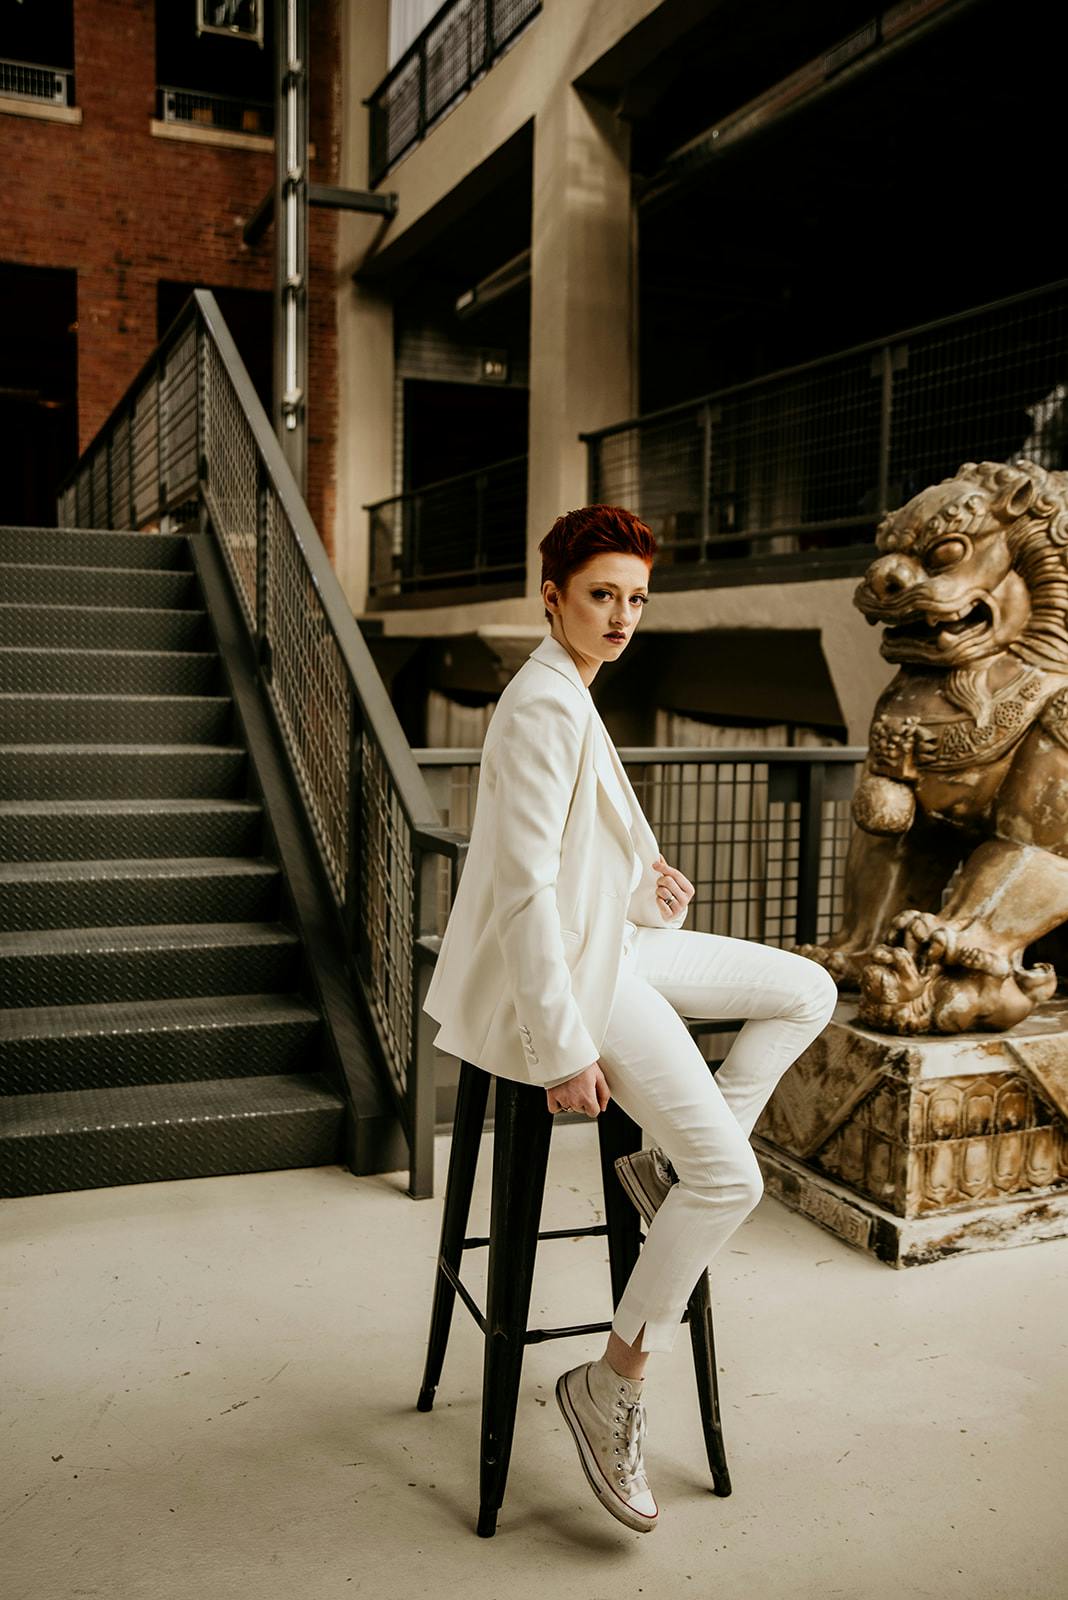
[416,1057,732,1538]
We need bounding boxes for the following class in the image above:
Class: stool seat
[417,1057,732,1538]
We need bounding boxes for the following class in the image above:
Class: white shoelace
[614,1395,649,1491]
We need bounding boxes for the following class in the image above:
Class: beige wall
[365,573,895,745]
[335,0,395,611]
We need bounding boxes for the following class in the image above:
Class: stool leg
[597,1098,643,1308]
[687,1270,732,1496]
[477,1078,553,1538]
[417,1061,490,1413]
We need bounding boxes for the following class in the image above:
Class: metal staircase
[0,521,346,1198]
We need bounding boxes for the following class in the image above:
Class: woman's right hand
[546,1061,611,1118]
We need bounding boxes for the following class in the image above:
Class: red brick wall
[4,0,339,552]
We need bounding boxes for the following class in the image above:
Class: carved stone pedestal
[752,997,1068,1266]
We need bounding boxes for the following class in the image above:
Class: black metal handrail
[56,290,463,1198]
[365,452,527,605]
[365,0,541,186]
[584,276,1068,574]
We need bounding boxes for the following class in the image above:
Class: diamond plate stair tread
[0,920,299,959]
[0,993,323,1095]
[2,1073,344,1140]
[0,922,301,1007]
[0,798,262,861]
[0,693,232,744]
[0,857,280,933]
[0,604,209,651]
[1,991,319,1044]
[0,647,218,695]
[0,564,196,609]
[0,1073,345,1197]
[0,743,246,800]
[0,525,189,570]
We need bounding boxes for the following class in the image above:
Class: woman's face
[543,552,651,675]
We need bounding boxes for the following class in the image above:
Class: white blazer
[422,632,687,1090]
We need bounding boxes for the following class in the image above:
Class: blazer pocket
[559,927,581,943]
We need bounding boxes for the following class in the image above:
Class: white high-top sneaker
[555,1356,658,1533]
[614,1146,678,1229]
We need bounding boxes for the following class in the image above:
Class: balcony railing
[157,84,274,137]
[416,745,864,950]
[365,453,527,607]
[365,0,541,186]
[0,57,73,105]
[584,277,1068,584]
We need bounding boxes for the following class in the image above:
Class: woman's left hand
[653,854,694,920]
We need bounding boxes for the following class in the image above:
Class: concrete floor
[3,1128,1067,1600]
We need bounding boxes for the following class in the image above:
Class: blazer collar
[527,633,592,702]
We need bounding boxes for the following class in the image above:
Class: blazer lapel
[525,634,634,847]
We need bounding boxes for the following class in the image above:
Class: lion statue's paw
[857,943,936,1033]
[792,944,858,985]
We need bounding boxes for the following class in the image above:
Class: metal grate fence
[416,747,862,950]
[365,453,527,605]
[57,291,464,1199]
[366,0,541,185]
[585,278,1068,575]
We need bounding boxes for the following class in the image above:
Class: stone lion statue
[799,458,1068,1034]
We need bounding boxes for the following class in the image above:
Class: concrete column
[526,83,635,596]
[334,0,394,613]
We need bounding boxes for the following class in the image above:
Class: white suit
[423,632,686,1090]
[423,629,838,1354]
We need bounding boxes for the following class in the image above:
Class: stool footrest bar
[462,1222,609,1250]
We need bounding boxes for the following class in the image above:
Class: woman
[422,505,838,1535]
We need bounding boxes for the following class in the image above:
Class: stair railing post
[255,459,271,677]
[795,758,826,948]
[409,840,438,1199]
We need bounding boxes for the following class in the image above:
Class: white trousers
[599,920,839,1354]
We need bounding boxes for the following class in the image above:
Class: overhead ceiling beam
[640,0,988,211]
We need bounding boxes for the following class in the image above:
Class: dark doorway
[0,263,78,528]
[157,281,272,417]
[404,379,528,490]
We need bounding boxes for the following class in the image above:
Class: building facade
[3,0,341,546]
[334,0,1065,748]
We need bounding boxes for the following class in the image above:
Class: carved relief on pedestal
[813,1071,1068,1217]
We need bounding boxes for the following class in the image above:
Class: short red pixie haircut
[538,505,657,622]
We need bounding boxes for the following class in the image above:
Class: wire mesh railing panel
[417,751,862,948]
[131,379,160,530]
[159,324,199,506]
[264,489,351,901]
[74,464,91,528]
[110,415,133,530]
[359,729,416,1099]
[366,455,527,600]
[201,336,258,630]
[367,0,540,184]
[90,445,109,528]
[889,285,1068,499]
[588,279,1068,569]
[424,0,485,123]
